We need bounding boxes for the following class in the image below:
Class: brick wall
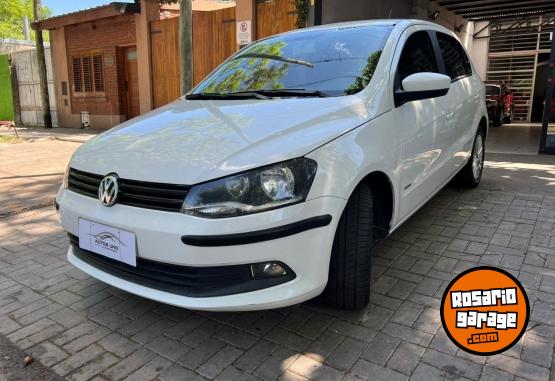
[65,14,136,116]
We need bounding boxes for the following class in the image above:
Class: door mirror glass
[395,72,451,107]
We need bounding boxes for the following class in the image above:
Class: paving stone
[103,347,157,380]
[289,355,344,381]
[67,352,118,381]
[479,366,512,381]
[28,341,69,367]
[487,354,550,381]
[325,337,366,371]
[216,366,260,381]
[98,333,140,358]
[253,347,299,380]
[52,344,104,377]
[387,341,425,375]
[197,345,243,379]
[234,339,277,372]
[350,359,408,381]
[422,349,482,380]
[157,364,200,381]
[178,338,226,370]
[381,322,433,347]
[521,335,553,368]
[123,355,171,381]
[146,335,191,361]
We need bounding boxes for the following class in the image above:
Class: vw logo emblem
[98,174,119,207]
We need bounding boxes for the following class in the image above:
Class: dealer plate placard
[78,219,137,267]
[440,266,529,356]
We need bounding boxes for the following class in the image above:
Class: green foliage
[202,41,289,93]
[292,0,308,29]
[345,51,382,95]
[0,0,51,40]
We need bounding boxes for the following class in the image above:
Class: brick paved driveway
[1,139,555,381]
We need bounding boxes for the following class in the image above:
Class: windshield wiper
[239,89,329,98]
[234,53,314,68]
[186,89,329,100]
[185,92,269,100]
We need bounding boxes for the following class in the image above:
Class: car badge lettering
[98,174,119,207]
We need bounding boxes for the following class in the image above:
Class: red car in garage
[486,82,514,126]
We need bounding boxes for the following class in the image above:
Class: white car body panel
[57,19,487,310]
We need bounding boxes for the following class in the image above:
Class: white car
[56,19,487,311]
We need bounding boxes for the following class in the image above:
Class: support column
[539,20,555,154]
[135,0,159,113]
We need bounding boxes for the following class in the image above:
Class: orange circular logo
[440,266,529,356]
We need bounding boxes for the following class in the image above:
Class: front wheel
[320,183,373,310]
[455,129,485,188]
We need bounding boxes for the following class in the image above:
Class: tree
[0,0,51,40]
[159,0,192,95]
[33,0,52,128]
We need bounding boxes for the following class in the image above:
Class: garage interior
[431,0,555,155]
[311,0,555,155]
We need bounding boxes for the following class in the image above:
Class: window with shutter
[72,57,82,92]
[82,56,93,92]
[71,52,105,95]
[93,55,104,92]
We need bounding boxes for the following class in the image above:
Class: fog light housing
[251,262,288,280]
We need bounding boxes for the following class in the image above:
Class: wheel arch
[479,115,488,138]
[359,171,395,240]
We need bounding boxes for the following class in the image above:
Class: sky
[43,0,133,16]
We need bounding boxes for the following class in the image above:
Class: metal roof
[433,0,555,21]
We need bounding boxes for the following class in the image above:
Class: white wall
[469,21,489,81]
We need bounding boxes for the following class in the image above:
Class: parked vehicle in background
[485,82,514,126]
[56,20,488,311]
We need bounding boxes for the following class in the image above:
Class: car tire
[321,183,372,310]
[494,110,502,127]
[456,128,485,189]
[503,110,513,124]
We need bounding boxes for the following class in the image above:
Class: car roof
[299,19,449,32]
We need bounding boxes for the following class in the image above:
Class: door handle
[445,111,456,120]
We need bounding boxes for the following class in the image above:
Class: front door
[124,47,140,120]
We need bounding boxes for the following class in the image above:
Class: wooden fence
[256,0,298,39]
[150,2,299,109]
[150,7,236,108]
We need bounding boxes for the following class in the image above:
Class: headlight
[62,165,70,189]
[182,158,317,218]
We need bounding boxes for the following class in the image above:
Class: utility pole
[179,0,193,95]
[33,0,52,128]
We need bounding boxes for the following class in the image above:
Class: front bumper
[57,188,345,311]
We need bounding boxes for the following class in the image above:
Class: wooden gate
[150,17,180,109]
[256,0,298,39]
[150,7,237,109]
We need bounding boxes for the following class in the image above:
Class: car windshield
[192,25,393,98]
[486,85,501,96]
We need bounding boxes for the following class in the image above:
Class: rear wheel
[455,129,485,188]
[321,183,373,310]
[504,109,513,124]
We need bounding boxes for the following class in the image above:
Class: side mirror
[394,72,451,107]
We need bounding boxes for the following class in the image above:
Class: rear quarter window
[437,33,472,80]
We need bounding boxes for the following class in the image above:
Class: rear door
[435,32,477,170]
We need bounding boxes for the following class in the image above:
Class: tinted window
[437,33,471,80]
[486,85,500,96]
[397,31,439,82]
[193,25,393,97]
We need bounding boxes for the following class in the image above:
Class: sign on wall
[236,20,252,46]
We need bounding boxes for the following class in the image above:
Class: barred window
[71,52,104,94]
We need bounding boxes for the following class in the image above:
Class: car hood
[71,96,371,184]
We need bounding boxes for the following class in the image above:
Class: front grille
[68,168,191,212]
[68,234,295,297]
